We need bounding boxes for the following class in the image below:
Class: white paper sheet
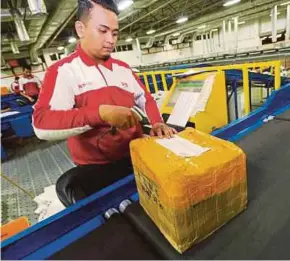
[0,111,20,118]
[166,92,200,127]
[156,136,210,157]
[191,74,216,117]
[34,185,65,222]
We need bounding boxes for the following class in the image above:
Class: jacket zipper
[96,66,109,87]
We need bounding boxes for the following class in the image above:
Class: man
[33,0,176,205]
[10,76,21,95]
[19,65,42,103]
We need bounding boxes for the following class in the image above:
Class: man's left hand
[150,123,177,138]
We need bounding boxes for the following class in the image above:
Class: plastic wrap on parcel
[130,128,247,253]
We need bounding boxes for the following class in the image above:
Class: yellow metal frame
[160,71,228,133]
[137,60,281,116]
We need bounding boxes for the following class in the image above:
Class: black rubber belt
[274,109,290,121]
[122,203,183,260]
[121,111,290,259]
[49,214,162,260]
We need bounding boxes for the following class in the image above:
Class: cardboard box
[130,128,247,253]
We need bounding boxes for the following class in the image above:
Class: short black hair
[15,76,19,80]
[23,64,31,71]
[77,0,119,22]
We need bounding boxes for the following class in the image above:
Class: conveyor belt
[48,214,162,260]
[2,109,289,260]
[274,109,290,121]
[45,111,290,260]
[122,111,290,260]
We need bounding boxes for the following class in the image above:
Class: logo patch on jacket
[120,82,128,88]
[78,82,93,88]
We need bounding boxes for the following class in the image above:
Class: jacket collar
[77,44,113,70]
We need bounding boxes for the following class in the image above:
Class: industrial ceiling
[1,0,289,60]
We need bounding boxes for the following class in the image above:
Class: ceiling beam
[130,0,213,36]
[147,0,288,39]
[118,0,161,22]
[120,0,176,32]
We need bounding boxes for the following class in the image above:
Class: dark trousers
[56,157,133,207]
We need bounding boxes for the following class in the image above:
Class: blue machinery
[1,94,34,160]
[225,70,290,120]
[1,82,290,259]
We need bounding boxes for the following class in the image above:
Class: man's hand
[28,97,35,103]
[150,123,177,138]
[99,105,140,130]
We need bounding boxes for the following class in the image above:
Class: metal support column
[271,5,278,43]
[286,5,290,40]
[228,20,232,51]
[222,20,226,52]
[243,68,250,115]
[233,17,239,53]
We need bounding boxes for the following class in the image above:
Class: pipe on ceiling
[30,48,41,64]
[1,0,47,56]
[152,0,287,39]
[164,35,173,45]
[1,55,8,69]
[176,34,186,44]
[26,0,48,50]
[10,8,30,42]
[1,8,46,22]
[27,0,47,15]
[10,41,20,54]
[30,0,77,53]
[142,37,155,49]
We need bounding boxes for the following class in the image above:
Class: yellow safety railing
[137,60,282,116]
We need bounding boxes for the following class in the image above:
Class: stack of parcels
[130,128,247,253]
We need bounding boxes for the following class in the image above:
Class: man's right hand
[99,105,140,130]
[28,97,35,103]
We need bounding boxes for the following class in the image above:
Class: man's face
[23,69,31,77]
[76,4,119,60]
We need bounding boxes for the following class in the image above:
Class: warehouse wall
[111,50,141,67]
[123,13,290,67]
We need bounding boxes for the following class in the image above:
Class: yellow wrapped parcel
[130,128,247,253]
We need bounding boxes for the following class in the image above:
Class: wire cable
[96,127,130,163]
[1,173,35,199]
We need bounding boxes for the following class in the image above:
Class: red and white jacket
[33,45,163,165]
[19,75,41,97]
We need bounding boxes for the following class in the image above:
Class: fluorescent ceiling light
[223,0,241,7]
[238,21,246,25]
[146,29,156,35]
[281,1,290,5]
[172,32,181,37]
[211,28,219,31]
[68,37,76,43]
[126,37,133,42]
[176,16,188,24]
[57,46,64,51]
[118,0,133,11]
[197,25,206,29]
